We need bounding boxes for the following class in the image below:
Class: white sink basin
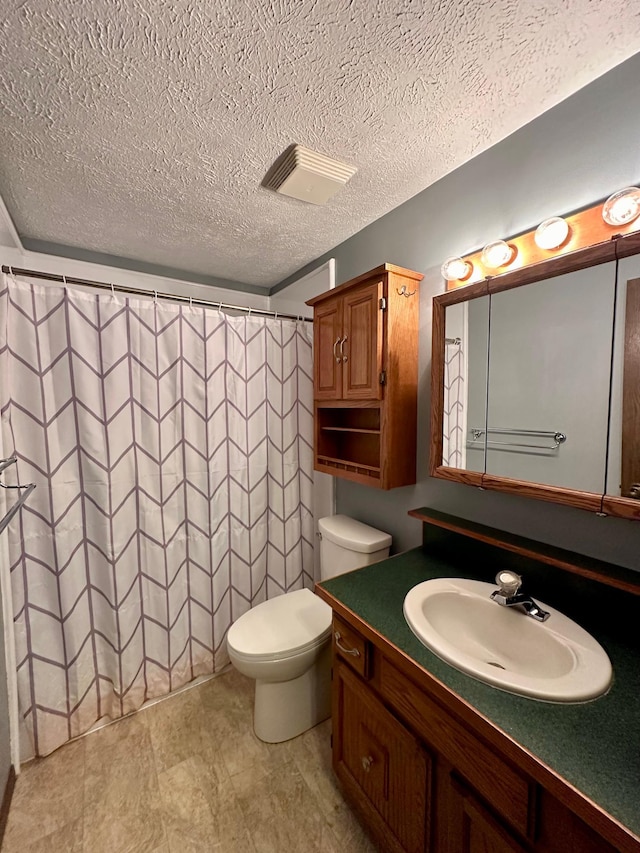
[403,578,612,702]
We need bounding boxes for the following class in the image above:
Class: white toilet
[226,515,391,743]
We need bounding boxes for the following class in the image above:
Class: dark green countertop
[319,546,640,839]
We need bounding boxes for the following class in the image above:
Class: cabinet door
[449,775,527,853]
[313,296,343,399]
[334,662,430,853]
[342,280,384,400]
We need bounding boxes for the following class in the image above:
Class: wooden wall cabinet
[325,610,632,853]
[306,264,423,489]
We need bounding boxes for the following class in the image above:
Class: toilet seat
[227,588,332,663]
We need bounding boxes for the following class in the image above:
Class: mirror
[606,251,640,511]
[485,263,615,493]
[442,296,489,473]
[431,232,640,519]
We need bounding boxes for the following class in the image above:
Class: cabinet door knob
[340,335,348,363]
[333,337,342,364]
[334,631,360,657]
[361,754,374,772]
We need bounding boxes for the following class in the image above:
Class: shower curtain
[0,274,314,757]
[443,339,466,468]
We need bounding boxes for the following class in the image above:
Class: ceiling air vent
[264,144,357,206]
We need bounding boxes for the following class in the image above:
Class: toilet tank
[318,515,392,581]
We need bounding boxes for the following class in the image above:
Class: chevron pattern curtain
[443,340,465,468]
[0,274,313,757]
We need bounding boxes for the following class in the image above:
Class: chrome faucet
[490,570,550,623]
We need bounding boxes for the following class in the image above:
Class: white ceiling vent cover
[267,145,357,206]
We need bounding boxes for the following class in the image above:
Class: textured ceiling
[1,1,640,290]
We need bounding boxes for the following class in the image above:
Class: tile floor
[2,668,378,853]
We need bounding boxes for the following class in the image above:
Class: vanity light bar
[442,185,640,289]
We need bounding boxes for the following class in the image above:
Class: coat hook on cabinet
[396,285,417,297]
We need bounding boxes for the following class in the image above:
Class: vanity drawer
[333,616,370,679]
[378,656,536,840]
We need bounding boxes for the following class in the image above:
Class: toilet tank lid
[318,515,392,553]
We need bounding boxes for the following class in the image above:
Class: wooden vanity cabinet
[327,610,630,853]
[334,662,430,853]
[306,264,423,489]
[447,773,529,853]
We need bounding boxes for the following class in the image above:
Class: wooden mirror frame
[430,229,640,520]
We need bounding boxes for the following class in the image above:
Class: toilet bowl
[227,588,332,743]
[226,515,391,743]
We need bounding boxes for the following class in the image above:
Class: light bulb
[441,257,471,281]
[602,187,640,226]
[481,240,514,269]
[534,217,570,250]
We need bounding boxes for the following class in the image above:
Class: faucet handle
[495,570,522,597]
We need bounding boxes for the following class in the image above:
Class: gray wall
[277,52,640,570]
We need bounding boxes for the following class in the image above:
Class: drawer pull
[335,631,361,657]
[361,754,374,772]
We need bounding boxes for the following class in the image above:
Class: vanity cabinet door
[448,775,528,853]
[378,655,535,840]
[333,661,431,853]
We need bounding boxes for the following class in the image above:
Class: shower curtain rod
[1,264,313,322]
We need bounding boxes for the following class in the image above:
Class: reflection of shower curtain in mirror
[443,341,465,467]
[0,274,313,757]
